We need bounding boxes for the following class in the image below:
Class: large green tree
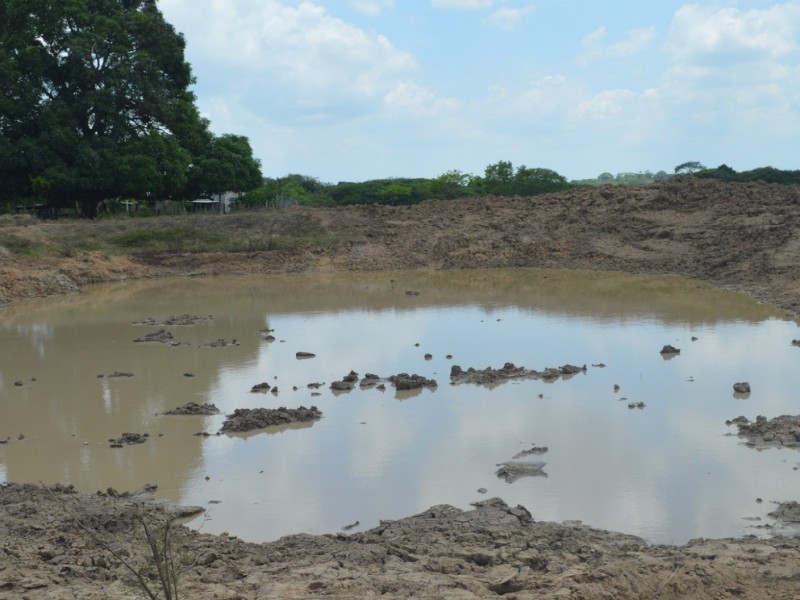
[187,133,262,198]
[0,0,210,216]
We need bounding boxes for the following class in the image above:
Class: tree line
[238,162,570,209]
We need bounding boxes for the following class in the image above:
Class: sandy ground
[2,177,800,598]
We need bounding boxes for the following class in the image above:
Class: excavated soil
[3,177,800,598]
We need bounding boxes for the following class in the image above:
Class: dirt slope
[2,177,800,314]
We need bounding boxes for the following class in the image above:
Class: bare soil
[3,177,800,598]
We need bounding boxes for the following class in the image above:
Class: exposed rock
[296,351,316,359]
[220,406,322,433]
[250,382,271,393]
[660,344,680,355]
[791,339,800,347]
[495,461,548,482]
[733,381,751,394]
[107,371,134,378]
[162,402,220,416]
[628,401,646,409]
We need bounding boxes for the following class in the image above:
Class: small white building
[192,192,238,213]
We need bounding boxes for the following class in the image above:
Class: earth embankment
[2,177,800,315]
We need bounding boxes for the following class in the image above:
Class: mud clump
[220,406,322,433]
[162,402,220,416]
[512,445,548,459]
[108,432,149,447]
[389,373,438,390]
[201,338,239,348]
[769,501,800,524]
[726,414,800,449]
[330,370,360,391]
[133,314,212,326]
[495,461,548,482]
[450,362,586,385]
[133,329,180,345]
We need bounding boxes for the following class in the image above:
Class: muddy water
[1,269,799,544]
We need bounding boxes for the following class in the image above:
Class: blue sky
[158,0,800,182]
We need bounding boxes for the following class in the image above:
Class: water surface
[1,269,799,544]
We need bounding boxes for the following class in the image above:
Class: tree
[187,134,262,197]
[482,160,515,195]
[514,166,569,195]
[674,161,706,175]
[0,0,209,216]
[431,169,471,199]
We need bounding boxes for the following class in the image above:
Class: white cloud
[383,81,463,118]
[431,0,494,9]
[668,2,800,64]
[484,6,535,31]
[161,0,416,109]
[350,0,395,16]
[572,89,638,121]
[578,25,657,65]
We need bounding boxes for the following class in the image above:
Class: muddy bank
[2,178,800,317]
[2,483,800,599]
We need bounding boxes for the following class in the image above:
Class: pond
[1,269,799,545]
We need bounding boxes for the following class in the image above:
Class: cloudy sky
[158,0,800,183]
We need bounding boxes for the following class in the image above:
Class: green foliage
[674,161,706,175]
[188,134,262,196]
[0,233,42,255]
[571,171,666,186]
[328,178,431,206]
[430,170,472,199]
[111,226,224,253]
[694,165,800,185]
[475,161,569,196]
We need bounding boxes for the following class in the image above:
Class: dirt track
[2,177,800,599]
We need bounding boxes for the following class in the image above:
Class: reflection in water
[0,269,799,545]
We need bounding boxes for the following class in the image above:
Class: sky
[157,0,800,183]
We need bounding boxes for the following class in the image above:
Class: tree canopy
[0,0,261,216]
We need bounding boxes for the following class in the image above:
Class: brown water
[1,269,798,544]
